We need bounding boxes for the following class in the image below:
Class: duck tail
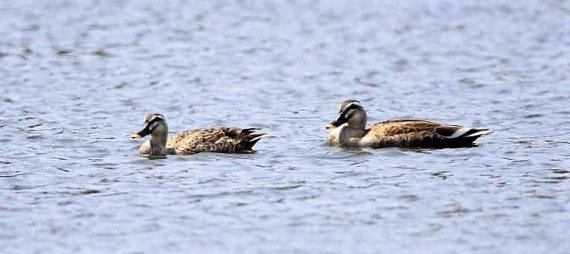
[237,128,266,152]
[446,127,491,145]
[463,128,492,138]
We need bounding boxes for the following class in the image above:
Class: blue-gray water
[1,1,569,253]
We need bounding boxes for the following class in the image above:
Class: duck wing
[366,119,490,148]
[167,127,264,154]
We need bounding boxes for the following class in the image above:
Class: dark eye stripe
[145,114,165,123]
[344,103,362,112]
[146,116,164,127]
[344,109,353,119]
[148,122,159,132]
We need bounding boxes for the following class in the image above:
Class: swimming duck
[131,113,264,158]
[326,100,490,148]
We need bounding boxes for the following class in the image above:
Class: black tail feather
[444,128,491,147]
[238,128,265,152]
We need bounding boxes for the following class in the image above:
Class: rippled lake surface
[1,0,569,253]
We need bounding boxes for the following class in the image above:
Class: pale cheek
[348,117,359,125]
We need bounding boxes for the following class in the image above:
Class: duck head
[132,113,169,158]
[132,113,168,139]
[326,100,368,130]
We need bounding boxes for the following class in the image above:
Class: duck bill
[326,114,347,129]
[131,124,152,139]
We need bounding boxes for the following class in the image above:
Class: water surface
[1,0,569,253]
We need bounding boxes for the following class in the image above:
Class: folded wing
[167,127,265,154]
[366,119,490,148]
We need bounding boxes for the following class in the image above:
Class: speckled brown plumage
[165,127,264,155]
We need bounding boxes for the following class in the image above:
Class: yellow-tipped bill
[325,123,336,129]
[131,133,143,139]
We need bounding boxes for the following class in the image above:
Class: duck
[326,100,490,148]
[131,113,264,158]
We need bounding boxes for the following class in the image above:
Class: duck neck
[149,133,168,157]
